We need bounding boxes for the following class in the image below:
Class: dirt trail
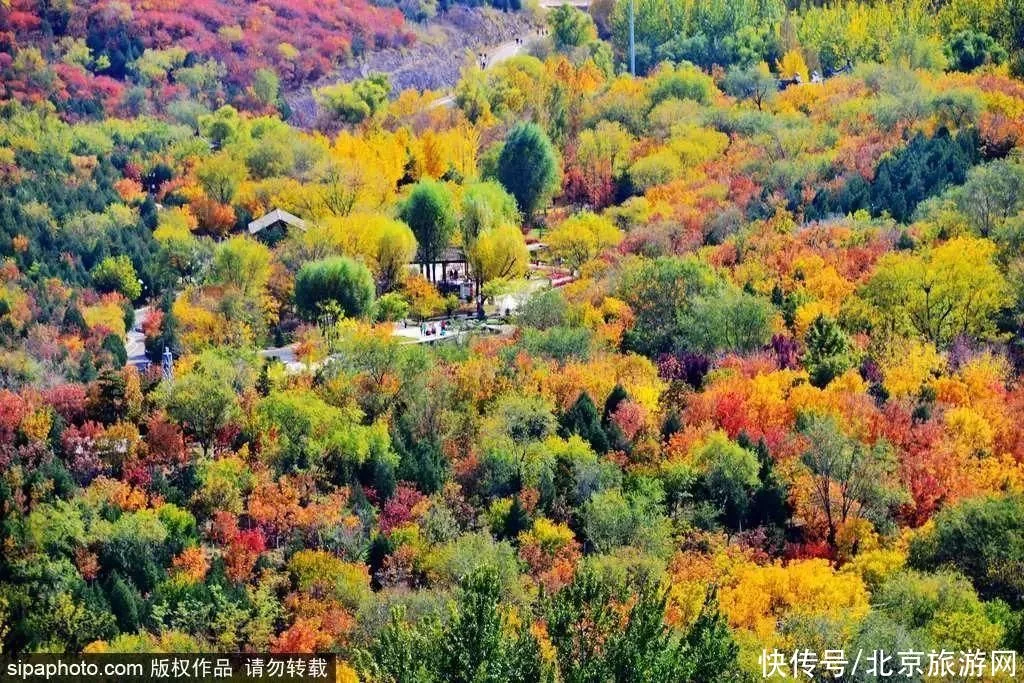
[429,0,591,110]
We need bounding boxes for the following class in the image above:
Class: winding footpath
[431,0,591,109]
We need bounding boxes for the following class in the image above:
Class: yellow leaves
[418,125,479,181]
[470,224,529,283]
[217,24,244,44]
[153,206,198,242]
[534,352,663,417]
[880,338,944,399]
[519,517,575,555]
[834,517,880,563]
[958,352,1010,398]
[172,287,254,352]
[20,409,52,443]
[804,263,855,308]
[546,54,605,97]
[82,475,148,512]
[944,406,994,456]
[576,121,634,176]
[666,544,754,629]
[666,124,729,168]
[313,212,417,287]
[336,662,361,683]
[277,43,299,61]
[863,236,1010,345]
[841,547,907,591]
[719,558,870,643]
[788,370,870,430]
[778,49,810,84]
[628,148,683,192]
[403,274,445,320]
[82,298,127,338]
[793,300,836,339]
[545,212,621,272]
[325,130,407,212]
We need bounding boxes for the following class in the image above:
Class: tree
[803,314,855,388]
[549,5,597,51]
[461,181,520,246]
[516,289,569,330]
[871,569,1006,652]
[862,237,1009,346]
[690,432,760,531]
[356,568,545,682]
[559,392,609,454]
[403,275,444,321]
[195,151,247,205]
[161,357,240,456]
[257,389,374,474]
[467,224,528,316]
[777,48,809,82]
[91,256,141,300]
[799,414,904,548]
[908,494,1024,606]
[315,73,391,125]
[951,160,1024,238]
[497,123,559,221]
[106,572,142,633]
[211,236,271,298]
[252,68,281,107]
[545,212,621,273]
[367,219,418,293]
[294,257,376,321]
[399,180,457,282]
[679,286,773,355]
[945,30,1007,72]
[485,394,557,462]
[721,62,776,110]
[544,568,739,683]
[617,256,719,357]
[460,181,525,314]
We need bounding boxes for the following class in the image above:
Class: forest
[2,0,1024,679]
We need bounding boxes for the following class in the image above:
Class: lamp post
[629,0,635,76]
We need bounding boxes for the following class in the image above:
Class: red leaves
[211,511,267,583]
[378,484,426,535]
[0,389,28,440]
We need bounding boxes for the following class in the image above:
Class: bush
[375,292,410,322]
[91,255,142,300]
[294,257,375,320]
[945,31,1006,72]
[908,494,1024,607]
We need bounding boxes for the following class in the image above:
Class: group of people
[477,26,549,69]
[420,320,453,337]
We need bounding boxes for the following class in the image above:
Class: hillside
[1,0,1024,676]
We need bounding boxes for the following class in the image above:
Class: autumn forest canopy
[3,0,1024,678]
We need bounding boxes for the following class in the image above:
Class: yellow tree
[467,224,529,315]
[778,49,810,83]
[359,216,418,293]
[862,236,1009,346]
[545,211,621,273]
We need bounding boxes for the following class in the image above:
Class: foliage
[316,75,391,126]
[91,256,141,301]
[4,3,1024,669]
[497,123,559,221]
[294,257,376,321]
[400,180,457,277]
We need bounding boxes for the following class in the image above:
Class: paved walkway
[126,306,150,366]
